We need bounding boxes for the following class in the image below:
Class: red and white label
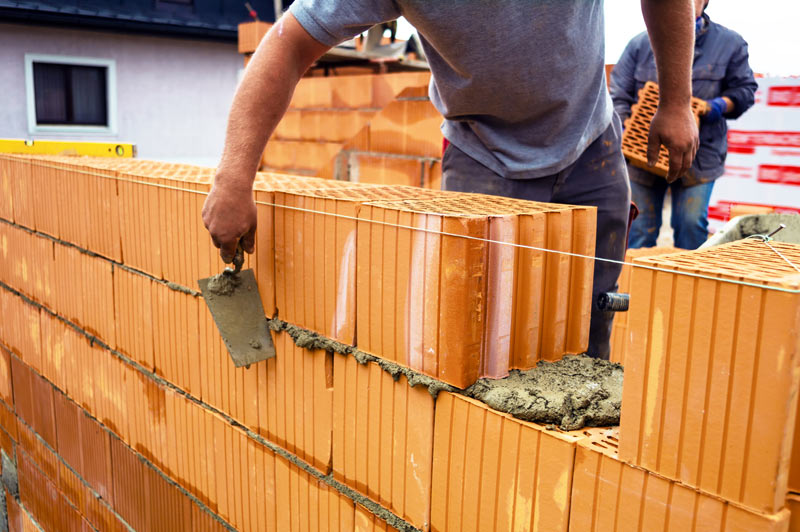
[728,130,800,149]
[768,86,800,107]
[758,164,800,185]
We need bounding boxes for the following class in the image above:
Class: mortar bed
[268,318,623,430]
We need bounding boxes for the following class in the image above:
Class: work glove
[703,97,727,123]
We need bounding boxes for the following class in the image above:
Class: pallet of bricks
[0,153,799,531]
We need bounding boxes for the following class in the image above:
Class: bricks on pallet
[357,194,595,389]
[347,153,428,187]
[571,429,791,532]
[273,184,441,343]
[619,240,800,513]
[238,21,272,54]
[621,81,709,178]
[332,353,434,530]
[368,91,443,159]
[608,246,679,365]
[431,392,580,532]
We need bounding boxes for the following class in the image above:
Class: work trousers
[627,164,715,250]
[441,116,630,360]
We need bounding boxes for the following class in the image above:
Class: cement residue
[204,272,241,296]
[465,355,623,430]
[268,319,457,399]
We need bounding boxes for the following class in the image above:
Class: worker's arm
[202,13,329,263]
[640,0,700,182]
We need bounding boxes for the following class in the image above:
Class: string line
[5,156,800,294]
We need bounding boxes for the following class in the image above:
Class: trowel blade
[198,268,275,367]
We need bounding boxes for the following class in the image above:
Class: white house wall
[0,22,242,166]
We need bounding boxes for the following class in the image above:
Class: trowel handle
[232,244,244,274]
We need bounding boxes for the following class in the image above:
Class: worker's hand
[202,178,257,264]
[647,104,699,183]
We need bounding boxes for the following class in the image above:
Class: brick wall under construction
[1,154,800,531]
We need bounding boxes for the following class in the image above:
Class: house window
[25,54,117,134]
[33,63,108,126]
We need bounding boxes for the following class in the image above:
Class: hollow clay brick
[622,81,709,178]
[791,391,800,493]
[332,353,434,530]
[619,240,800,513]
[357,195,596,389]
[431,392,579,532]
[788,494,800,532]
[368,98,443,159]
[571,429,791,532]
[609,246,680,365]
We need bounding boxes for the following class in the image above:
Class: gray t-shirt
[290,0,612,179]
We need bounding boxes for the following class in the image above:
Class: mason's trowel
[199,245,275,367]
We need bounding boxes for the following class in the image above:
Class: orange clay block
[788,494,800,532]
[237,21,272,54]
[619,240,800,513]
[608,247,680,365]
[621,81,709,178]
[274,185,441,343]
[357,194,595,389]
[570,430,791,532]
[0,155,15,220]
[431,392,579,532]
[790,392,800,493]
[367,96,443,159]
[332,353,434,530]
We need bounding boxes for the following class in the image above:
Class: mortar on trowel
[199,245,275,367]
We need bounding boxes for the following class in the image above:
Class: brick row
[619,239,800,513]
[571,430,790,532]
[287,72,431,111]
[273,110,378,143]
[3,329,387,531]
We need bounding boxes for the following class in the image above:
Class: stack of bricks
[330,86,444,189]
[262,72,431,178]
[621,81,709,177]
[4,153,800,531]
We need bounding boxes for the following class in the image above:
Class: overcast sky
[396,1,800,77]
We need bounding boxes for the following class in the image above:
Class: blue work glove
[703,97,727,123]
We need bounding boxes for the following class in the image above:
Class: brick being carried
[572,428,791,532]
[619,239,800,513]
[621,81,709,177]
[273,184,445,344]
[356,193,596,389]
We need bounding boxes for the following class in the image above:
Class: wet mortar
[204,271,241,296]
[466,355,623,430]
[269,318,623,429]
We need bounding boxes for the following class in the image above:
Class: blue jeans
[627,164,715,250]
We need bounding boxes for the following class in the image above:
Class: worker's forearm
[640,0,695,109]
[216,14,328,190]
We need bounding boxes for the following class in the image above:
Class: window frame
[24,54,117,135]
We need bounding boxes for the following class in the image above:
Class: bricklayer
[619,240,800,513]
[621,81,709,178]
[572,430,790,532]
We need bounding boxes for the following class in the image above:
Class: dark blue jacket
[610,14,758,183]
